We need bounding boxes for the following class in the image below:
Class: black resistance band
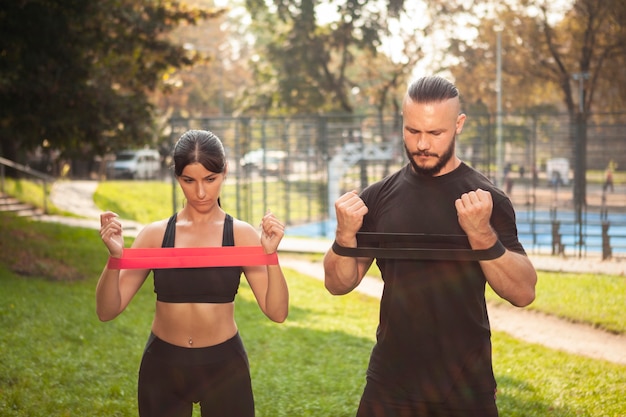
[332,232,506,261]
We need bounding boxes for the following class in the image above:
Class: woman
[96,130,289,417]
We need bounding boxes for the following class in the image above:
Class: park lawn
[0,213,625,416]
[93,179,323,227]
[486,272,626,335]
[335,256,626,335]
[0,261,625,416]
[92,180,182,225]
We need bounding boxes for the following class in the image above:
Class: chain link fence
[166,111,626,259]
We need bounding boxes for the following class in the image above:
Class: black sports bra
[152,213,242,303]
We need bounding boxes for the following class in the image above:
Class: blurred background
[1,0,625,257]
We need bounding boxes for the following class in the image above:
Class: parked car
[240,149,287,175]
[107,149,161,180]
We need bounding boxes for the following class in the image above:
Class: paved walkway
[38,180,626,365]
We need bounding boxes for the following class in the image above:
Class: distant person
[323,76,537,417]
[603,166,614,193]
[504,162,512,177]
[96,129,289,417]
[505,173,514,195]
[504,162,514,195]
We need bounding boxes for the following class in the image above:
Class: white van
[240,149,287,175]
[108,149,161,180]
[546,158,570,186]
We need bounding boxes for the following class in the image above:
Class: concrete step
[0,194,43,217]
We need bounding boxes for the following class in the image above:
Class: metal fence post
[602,221,612,260]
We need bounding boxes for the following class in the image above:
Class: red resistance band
[107,246,278,270]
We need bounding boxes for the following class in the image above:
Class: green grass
[93,180,182,225]
[351,262,626,335]
[0,212,625,416]
[5,177,324,227]
[93,179,324,226]
[1,178,67,215]
[486,272,626,334]
[3,181,626,415]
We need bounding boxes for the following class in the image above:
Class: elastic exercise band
[107,246,278,270]
[332,232,506,261]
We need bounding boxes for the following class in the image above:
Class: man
[323,75,537,417]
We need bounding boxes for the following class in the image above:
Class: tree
[242,0,421,116]
[0,0,222,166]
[446,0,626,119]
[445,0,626,242]
[151,1,254,119]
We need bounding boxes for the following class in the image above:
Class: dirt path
[42,180,626,366]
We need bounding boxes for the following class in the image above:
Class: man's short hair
[406,76,459,103]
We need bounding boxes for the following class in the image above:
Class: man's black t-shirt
[360,162,525,403]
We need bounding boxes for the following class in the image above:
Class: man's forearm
[482,250,537,307]
[323,250,363,295]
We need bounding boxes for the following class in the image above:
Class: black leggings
[138,332,254,417]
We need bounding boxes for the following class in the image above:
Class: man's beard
[404,135,456,177]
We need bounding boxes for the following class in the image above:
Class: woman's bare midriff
[151,301,237,348]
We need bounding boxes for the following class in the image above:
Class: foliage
[0,0,223,162]
[152,0,254,119]
[0,215,625,416]
[447,0,626,119]
[443,0,626,205]
[242,0,422,115]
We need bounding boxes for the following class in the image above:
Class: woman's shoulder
[232,216,257,233]
[231,216,261,245]
[144,217,170,232]
[132,218,169,247]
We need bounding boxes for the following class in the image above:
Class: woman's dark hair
[172,130,226,177]
[406,75,460,103]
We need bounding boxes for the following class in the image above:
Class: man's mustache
[410,151,438,158]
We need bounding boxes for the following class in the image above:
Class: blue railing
[286,209,626,260]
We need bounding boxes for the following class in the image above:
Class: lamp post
[495,28,504,187]
[572,71,589,257]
